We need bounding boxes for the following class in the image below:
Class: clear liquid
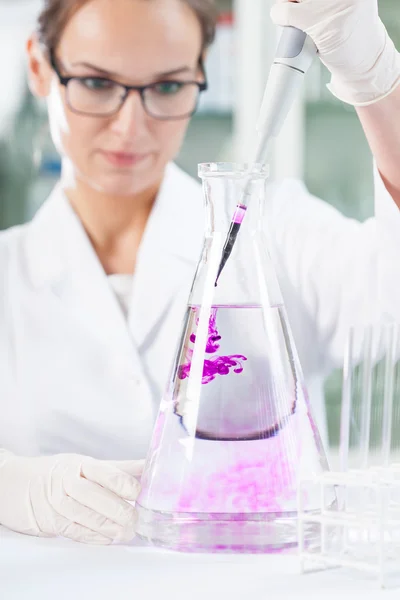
[136,305,330,553]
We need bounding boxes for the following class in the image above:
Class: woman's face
[28,0,203,197]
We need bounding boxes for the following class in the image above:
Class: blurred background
[0,0,399,447]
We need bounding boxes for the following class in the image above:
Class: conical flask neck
[201,173,266,239]
[195,164,282,308]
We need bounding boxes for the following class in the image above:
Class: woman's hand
[0,451,144,544]
[270,0,400,106]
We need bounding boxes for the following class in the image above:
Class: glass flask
[136,163,330,553]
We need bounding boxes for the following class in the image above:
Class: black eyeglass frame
[49,49,208,121]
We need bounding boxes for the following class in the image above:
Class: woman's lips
[101,150,150,167]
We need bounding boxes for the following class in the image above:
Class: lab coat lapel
[25,186,138,360]
[128,163,204,349]
[25,163,205,357]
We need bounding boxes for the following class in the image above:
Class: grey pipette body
[215,27,317,285]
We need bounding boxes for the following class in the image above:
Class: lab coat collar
[127,162,204,347]
[24,182,138,363]
[24,162,205,350]
[141,161,205,263]
[25,162,204,288]
[24,185,72,289]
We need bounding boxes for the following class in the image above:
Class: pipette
[215,27,318,286]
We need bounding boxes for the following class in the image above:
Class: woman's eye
[80,78,115,91]
[153,82,185,95]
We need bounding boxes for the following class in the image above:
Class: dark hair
[37,0,218,52]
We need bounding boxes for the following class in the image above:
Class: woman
[0,0,399,545]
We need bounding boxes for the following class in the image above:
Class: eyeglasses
[49,50,208,121]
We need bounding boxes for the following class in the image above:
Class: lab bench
[0,526,397,599]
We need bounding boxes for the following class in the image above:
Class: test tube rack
[298,466,400,589]
[298,324,400,588]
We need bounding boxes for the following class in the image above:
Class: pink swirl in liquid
[178,308,247,385]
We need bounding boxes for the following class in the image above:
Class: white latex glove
[270,0,400,106]
[0,451,144,545]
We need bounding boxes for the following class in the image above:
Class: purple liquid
[177,307,247,384]
[176,429,300,514]
[232,203,247,225]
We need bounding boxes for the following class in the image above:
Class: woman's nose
[110,90,148,137]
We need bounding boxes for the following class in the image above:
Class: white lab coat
[0,162,398,459]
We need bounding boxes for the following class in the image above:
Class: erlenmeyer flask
[136,163,330,553]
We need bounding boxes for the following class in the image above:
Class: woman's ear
[26,34,53,98]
